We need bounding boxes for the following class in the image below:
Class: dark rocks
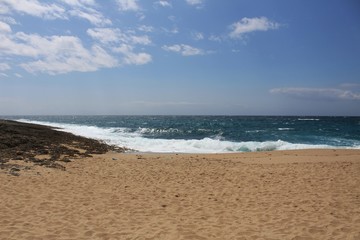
[0,159,8,169]
[60,158,72,163]
[9,167,20,176]
[9,168,20,177]
[36,149,49,155]
[0,119,126,174]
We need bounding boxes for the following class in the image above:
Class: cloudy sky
[0,0,359,115]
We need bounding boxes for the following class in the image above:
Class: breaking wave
[16,119,359,153]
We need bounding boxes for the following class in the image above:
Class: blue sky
[0,0,359,115]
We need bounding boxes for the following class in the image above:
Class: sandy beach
[1,149,360,240]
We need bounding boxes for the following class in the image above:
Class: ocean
[5,115,360,153]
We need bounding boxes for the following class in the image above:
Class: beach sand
[1,149,360,240]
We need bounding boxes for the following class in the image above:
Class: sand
[1,149,360,240]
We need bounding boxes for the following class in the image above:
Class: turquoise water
[5,116,360,153]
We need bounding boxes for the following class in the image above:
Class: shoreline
[8,116,360,153]
[1,119,360,239]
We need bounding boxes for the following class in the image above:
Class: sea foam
[16,119,356,153]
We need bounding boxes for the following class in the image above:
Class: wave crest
[16,119,359,153]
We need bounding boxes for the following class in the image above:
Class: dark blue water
[3,116,360,153]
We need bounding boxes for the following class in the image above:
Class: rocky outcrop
[0,120,126,174]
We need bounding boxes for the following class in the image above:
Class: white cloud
[163,44,181,52]
[0,0,157,75]
[87,28,121,43]
[116,0,140,11]
[192,31,204,41]
[229,17,280,39]
[59,0,112,26]
[0,21,11,32]
[270,87,360,101]
[20,43,118,75]
[59,0,96,7]
[88,28,152,66]
[113,44,152,65]
[130,35,151,45]
[155,1,172,7]
[0,0,66,19]
[68,8,112,26]
[138,25,154,33]
[14,73,22,78]
[186,0,203,6]
[1,0,111,26]
[0,24,153,75]
[162,26,179,35]
[0,31,118,74]
[87,28,151,45]
[0,16,18,25]
[180,45,203,56]
[0,63,10,71]
[162,44,204,56]
[0,32,39,57]
[0,5,9,14]
[209,34,222,42]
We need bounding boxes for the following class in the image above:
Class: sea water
[5,115,360,153]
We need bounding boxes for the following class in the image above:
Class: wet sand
[1,149,360,239]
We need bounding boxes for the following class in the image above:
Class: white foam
[16,119,359,153]
[298,118,320,121]
[278,128,294,131]
[136,127,180,135]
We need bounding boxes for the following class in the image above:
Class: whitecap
[16,119,357,153]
